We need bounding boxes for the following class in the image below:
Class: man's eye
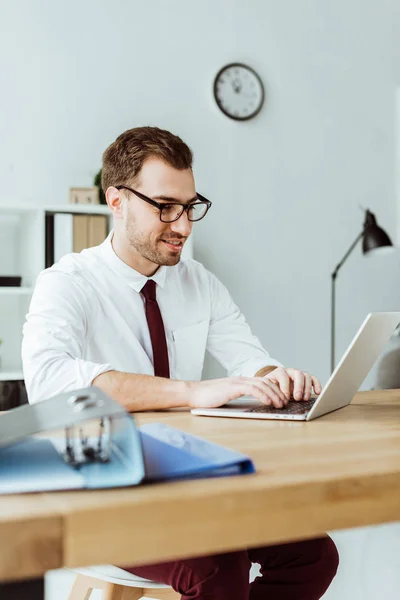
[162,204,177,214]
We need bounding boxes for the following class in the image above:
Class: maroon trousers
[125,535,339,600]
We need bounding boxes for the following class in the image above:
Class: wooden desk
[1,389,399,591]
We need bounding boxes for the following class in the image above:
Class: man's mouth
[161,239,184,252]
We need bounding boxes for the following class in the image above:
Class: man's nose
[170,210,192,237]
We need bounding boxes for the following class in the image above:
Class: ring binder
[67,392,105,411]
[0,387,255,495]
[63,417,112,467]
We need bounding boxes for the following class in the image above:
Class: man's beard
[125,221,183,267]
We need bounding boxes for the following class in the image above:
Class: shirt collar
[100,230,168,292]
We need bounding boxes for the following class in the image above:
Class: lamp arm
[331,229,365,280]
[330,227,365,373]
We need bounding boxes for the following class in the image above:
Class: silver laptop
[191,312,400,421]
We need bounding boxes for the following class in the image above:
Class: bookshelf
[0,204,110,215]
[0,203,112,381]
[0,370,24,381]
[0,287,34,296]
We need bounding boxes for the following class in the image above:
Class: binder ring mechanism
[63,393,112,467]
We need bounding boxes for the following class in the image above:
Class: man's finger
[312,376,322,395]
[263,380,287,407]
[303,372,313,400]
[258,379,286,407]
[238,378,284,407]
[246,382,283,408]
[255,377,286,403]
[255,379,287,408]
[270,368,291,401]
[291,370,305,400]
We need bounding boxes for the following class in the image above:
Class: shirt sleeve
[205,270,283,377]
[21,269,113,404]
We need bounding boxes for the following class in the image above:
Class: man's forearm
[254,365,279,378]
[92,370,192,411]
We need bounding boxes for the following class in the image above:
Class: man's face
[121,158,195,269]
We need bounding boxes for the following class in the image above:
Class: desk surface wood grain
[1,389,399,582]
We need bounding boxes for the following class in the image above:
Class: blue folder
[0,387,254,494]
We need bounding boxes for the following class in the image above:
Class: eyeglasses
[115,185,212,223]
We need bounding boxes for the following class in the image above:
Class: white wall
[1,0,400,381]
[1,0,400,597]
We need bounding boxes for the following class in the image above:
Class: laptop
[191,312,400,421]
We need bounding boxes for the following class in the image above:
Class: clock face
[213,63,265,121]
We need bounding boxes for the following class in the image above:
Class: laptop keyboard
[245,397,317,415]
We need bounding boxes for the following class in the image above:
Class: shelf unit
[0,203,112,381]
[43,204,110,215]
[0,371,24,381]
[0,287,34,296]
[0,203,110,215]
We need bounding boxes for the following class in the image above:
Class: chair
[67,565,180,600]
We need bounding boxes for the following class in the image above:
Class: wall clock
[213,63,265,121]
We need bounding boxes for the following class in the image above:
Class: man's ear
[106,187,123,219]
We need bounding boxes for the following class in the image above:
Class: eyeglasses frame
[115,185,212,223]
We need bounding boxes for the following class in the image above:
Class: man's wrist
[93,370,193,410]
[254,365,279,378]
[169,378,194,408]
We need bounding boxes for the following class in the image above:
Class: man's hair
[101,126,193,192]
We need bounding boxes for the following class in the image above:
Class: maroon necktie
[141,280,170,378]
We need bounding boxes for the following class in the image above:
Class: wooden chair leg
[67,574,178,600]
[142,588,180,599]
[67,574,93,600]
[67,574,132,600]
[121,587,143,600]
[102,582,125,600]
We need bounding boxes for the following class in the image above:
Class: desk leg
[0,576,45,599]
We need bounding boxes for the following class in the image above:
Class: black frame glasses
[115,185,212,223]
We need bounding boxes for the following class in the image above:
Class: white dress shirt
[22,232,281,404]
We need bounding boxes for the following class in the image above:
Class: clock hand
[231,78,242,93]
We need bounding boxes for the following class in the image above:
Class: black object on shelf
[45,213,55,268]
[0,380,28,410]
[0,276,22,287]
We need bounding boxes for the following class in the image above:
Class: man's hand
[188,376,287,409]
[263,367,322,404]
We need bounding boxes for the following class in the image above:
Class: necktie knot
[142,279,157,301]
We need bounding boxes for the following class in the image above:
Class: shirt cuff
[75,358,114,388]
[237,358,284,378]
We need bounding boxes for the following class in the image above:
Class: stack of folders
[0,387,255,494]
[46,213,108,267]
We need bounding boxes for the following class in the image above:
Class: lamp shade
[362,210,393,254]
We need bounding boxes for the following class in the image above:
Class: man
[22,127,338,599]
